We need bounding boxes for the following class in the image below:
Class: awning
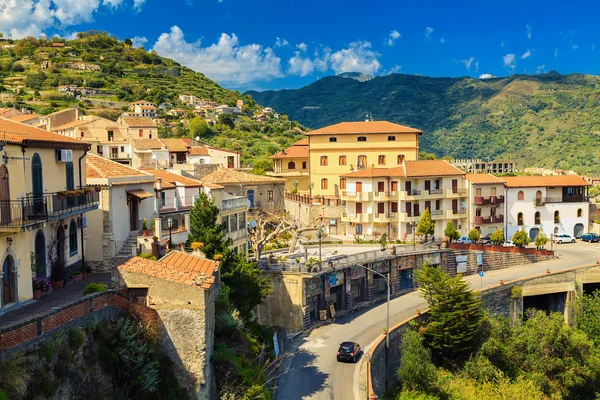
[126,189,154,200]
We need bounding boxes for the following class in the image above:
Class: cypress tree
[186,192,230,259]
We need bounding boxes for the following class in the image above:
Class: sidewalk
[0,273,111,331]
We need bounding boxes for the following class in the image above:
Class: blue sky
[1,0,598,91]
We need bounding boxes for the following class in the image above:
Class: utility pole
[356,264,391,348]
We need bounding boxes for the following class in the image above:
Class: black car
[337,341,361,363]
[480,234,493,245]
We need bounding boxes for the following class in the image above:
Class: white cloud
[500,41,505,47]
[554,48,559,58]
[288,52,315,77]
[388,65,401,74]
[521,49,531,59]
[329,41,381,75]
[458,57,476,71]
[526,24,532,39]
[425,26,434,39]
[296,42,307,52]
[153,26,283,86]
[475,61,479,72]
[131,36,147,48]
[440,36,446,44]
[503,53,516,73]
[386,30,400,46]
[274,37,289,48]
[102,0,123,8]
[479,73,494,79]
[536,65,546,74]
[572,44,578,50]
[133,0,146,12]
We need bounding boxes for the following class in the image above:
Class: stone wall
[256,273,305,332]
[284,199,346,236]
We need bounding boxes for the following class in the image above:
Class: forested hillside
[248,72,600,174]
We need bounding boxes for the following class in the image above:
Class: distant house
[252,113,267,122]
[129,100,156,112]
[215,105,240,115]
[40,61,52,70]
[51,42,66,47]
[135,105,157,118]
[131,138,169,169]
[167,109,187,117]
[117,116,159,139]
[179,94,196,105]
[8,113,41,126]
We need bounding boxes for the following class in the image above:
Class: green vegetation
[534,230,549,249]
[467,228,480,243]
[82,282,108,295]
[416,208,434,241]
[444,222,459,242]
[249,72,600,174]
[511,228,530,247]
[490,229,504,244]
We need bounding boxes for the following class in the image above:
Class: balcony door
[0,165,10,225]
[2,255,16,307]
[32,153,44,215]
[452,179,458,193]
[129,197,139,232]
[356,182,363,193]
[377,182,385,193]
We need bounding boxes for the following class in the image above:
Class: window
[391,202,398,212]
[554,211,560,223]
[577,208,583,217]
[476,208,481,217]
[149,134,152,139]
[302,161,307,169]
[107,130,114,141]
[397,154,405,165]
[387,136,396,141]
[80,130,84,138]
[120,146,125,153]
[517,212,524,226]
[377,202,384,214]
[339,178,346,190]
[321,178,328,190]
[517,191,524,201]
[97,145,102,154]
[356,224,362,234]
[66,162,74,190]
[535,211,541,225]
[69,220,77,256]
[320,156,328,166]
[230,213,238,231]
[378,155,386,165]
[267,190,274,202]
[329,137,337,142]
[287,161,296,170]
[535,190,542,200]
[391,181,398,191]
[222,215,229,232]
[357,136,367,142]
[357,155,367,169]
[239,212,246,230]
[356,202,363,214]
[435,199,440,210]
[160,191,166,207]
[339,155,347,166]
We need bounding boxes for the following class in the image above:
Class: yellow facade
[268,157,310,192]
[308,132,419,197]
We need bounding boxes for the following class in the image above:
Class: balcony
[446,188,468,198]
[48,189,99,219]
[158,197,193,215]
[492,215,504,223]
[430,209,444,219]
[474,195,505,205]
[227,228,248,242]
[222,196,247,211]
[446,208,468,219]
[428,188,443,195]
[0,198,48,232]
[535,195,587,205]
[341,212,373,223]
[374,212,397,223]
[373,191,399,201]
[398,212,421,223]
[341,191,373,202]
[474,216,491,224]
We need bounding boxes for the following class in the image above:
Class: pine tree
[444,221,459,242]
[417,207,435,241]
[186,192,229,259]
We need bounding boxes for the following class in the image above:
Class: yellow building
[0,118,99,312]
[268,138,309,192]
[306,121,422,197]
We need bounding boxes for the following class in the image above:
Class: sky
[1,0,599,91]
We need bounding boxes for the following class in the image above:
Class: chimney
[156,177,162,190]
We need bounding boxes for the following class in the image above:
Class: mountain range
[247,72,600,175]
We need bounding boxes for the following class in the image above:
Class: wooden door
[391,181,398,191]
[405,202,411,214]
[424,180,431,191]
[356,203,363,214]
[405,181,411,193]
[129,198,139,231]
[0,165,10,225]
[377,203,384,214]
[356,182,363,193]
[452,199,458,213]
[391,202,398,213]
[413,203,420,216]
[425,201,431,212]
[377,182,385,193]
[452,179,458,193]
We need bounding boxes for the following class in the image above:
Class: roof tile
[0,117,88,146]
[202,167,285,185]
[502,175,591,188]
[86,154,152,179]
[306,121,422,136]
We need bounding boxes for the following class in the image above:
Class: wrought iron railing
[0,198,48,228]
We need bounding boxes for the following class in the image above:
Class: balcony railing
[453,208,467,215]
[428,188,443,195]
[492,215,504,223]
[430,209,443,216]
[49,190,99,217]
[535,195,587,204]
[474,195,505,205]
[0,198,48,229]
[222,197,248,211]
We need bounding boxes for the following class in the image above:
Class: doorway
[32,153,44,215]
[247,190,255,208]
[2,255,16,306]
[529,227,539,241]
[35,230,46,278]
[0,165,10,225]
[129,197,139,232]
[574,223,584,238]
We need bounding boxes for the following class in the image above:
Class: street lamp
[317,221,324,269]
[412,221,417,251]
[308,182,314,199]
[167,217,173,248]
[356,263,392,348]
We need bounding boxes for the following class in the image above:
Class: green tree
[397,329,437,393]
[511,229,530,248]
[490,229,504,245]
[416,208,435,241]
[124,38,133,47]
[574,289,600,346]
[218,113,235,129]
[186,192,229,259]
[415,264,483,360]
[468,228,480,243]
[534,230,548,249]
[189,116,210,139]
[444,221,460,242]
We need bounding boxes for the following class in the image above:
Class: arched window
[378,155,386,165]
[2,256,16,306]
[534,211,541,225]
[517,212,524,225]
[397,155,405,165]
[517,191,524,201]
[69,220,78,256]
[577,208,583,217]
[321,178,328,190]
[357,136,367,142]
[554,211,560,223]
[34,230,46,278]
[301,161,307,169]
[535,190,542,200]
[357,155,367,169]
[287,161,295,170]
[339,155,347,166]
[388,136,396,141]
[329,137,337,142]
[320,156,328,166]
[339,178,346,190]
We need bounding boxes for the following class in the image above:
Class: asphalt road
[276,242,600,400]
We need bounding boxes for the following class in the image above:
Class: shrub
[534,231,548,249]
[82,282,108,295]
[397,329,437,392]
[490,229,504,244]
[468,228,480,242]
[511,229,530,247]
[139,253,157,260]
[69,328,85,350]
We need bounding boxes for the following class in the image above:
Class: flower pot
[51,280,64,291]
[499,280,504,285]
[82,272,89,280]
[33,289,42,300]
[72,274,83,282]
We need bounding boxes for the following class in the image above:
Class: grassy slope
[247,72,600,174]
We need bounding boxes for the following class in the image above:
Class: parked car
[553,233,576,244]
[580,233,599,243]
[480,234,493,245]
[457,236,473,244]
[502,241,515,247]
[337,342,362,363]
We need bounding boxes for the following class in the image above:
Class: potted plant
[150,218,155,234]
[57,191,68,200]
[141,218,150,236]
[50,258,66,291]
[72,270,83,282]
[82,263,91,280]
[32,278,49,300]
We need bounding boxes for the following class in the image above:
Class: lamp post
[308,182,314,199]
[317,221,324,269]
[412,221,417,251]
[167,217,173,249]
[293,180,300,224]
[356,263,391,348]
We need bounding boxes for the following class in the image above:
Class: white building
[466,174,506,236]
[215,105,240,115]
[503,176,590,240]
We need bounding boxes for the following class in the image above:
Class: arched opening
[535,190,542,200]
[577,208,583,218]
[357,155,367,170]
[534,211,541,225]
[529,227,539,241]
[378,155,386,165]
[34,230,46,278]
[301,161,307,169]
[517,191,524,201]
[0,164,10,225]
[32,153,44,215]
[287,161,295,170]
[69,220,78,256]
[554,227,559,235]
[517,212,523,225]
[554,211,560,223]
[2,255,16,306]
[574,223,585,238]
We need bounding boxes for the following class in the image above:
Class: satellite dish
[195,136,200,142]
[249,220,257,228]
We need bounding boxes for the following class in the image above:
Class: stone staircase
[115,232,139,258]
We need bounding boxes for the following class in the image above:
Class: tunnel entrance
[583,283,600,296]
[523,292,567,316]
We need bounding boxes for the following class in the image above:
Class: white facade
[207,147,239,169]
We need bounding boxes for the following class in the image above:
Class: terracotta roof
[206,145,238,154]
[53,118,98,131]
[86,154,152,179]
[466,173,505,184]
[111,180,155,186]
[341,167,404,178]
[133,138,164,150]
[117,251,218,290]
[142,168,202,189]
[119,116,157,127]
[502,175,592,188]
[130,100,154,105]
[341,161,463,178]
[202,182,224,190]
[189,146,209,155]
[8,114,38,123]
[181,138,192,146]
[306,121,423,136]
[269,139,309,159]
[294,137,309,145]
[159,138,189,152]
[126,189,154,199]
[139,105,157,110]
[0,117,88,146]
[202,168,285,185]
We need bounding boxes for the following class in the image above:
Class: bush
[511,229,530,247]
[82,282,108,295]
[490,229,504,244]
[139,253,157,260]
[534,231,548,249]
[468,228,480,242]
[69,328,85,350]
[397,329,437,392]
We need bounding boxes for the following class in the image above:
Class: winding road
[276,242,600,400]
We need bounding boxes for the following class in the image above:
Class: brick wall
[0,322,37,351]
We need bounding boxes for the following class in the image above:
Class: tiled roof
[53,118,98,131]
[306,121,423,136]
[189,146,209,155]
[202,182,224,190]
[8,114,38,123]
[0,117,88,146]
[132,138,164,150]
[294,137,309,145]
[502,175,592,188]
[119,116,157,127]
[159,138,189,152]
[139,105,157,110]
[126,189,154,199]
[86,154,152,179]
[206,145,238,154]
[130,100,154,105]
[142,168,202,188]
[466,173,505,184]
[341,161,464,178]
[117,251,218,290]
[269,138,309,159]
[202,167,285,185]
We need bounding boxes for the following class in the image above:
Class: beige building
[117,116,159,139]
[465,174,506,236]
[38,108,79,131]
[341,160,468,240]
[131,138,169,169]
[268,138,309,192]
[0,118,99,312]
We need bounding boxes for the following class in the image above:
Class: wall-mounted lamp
[64,224,69,230]
[7,237,12,246]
